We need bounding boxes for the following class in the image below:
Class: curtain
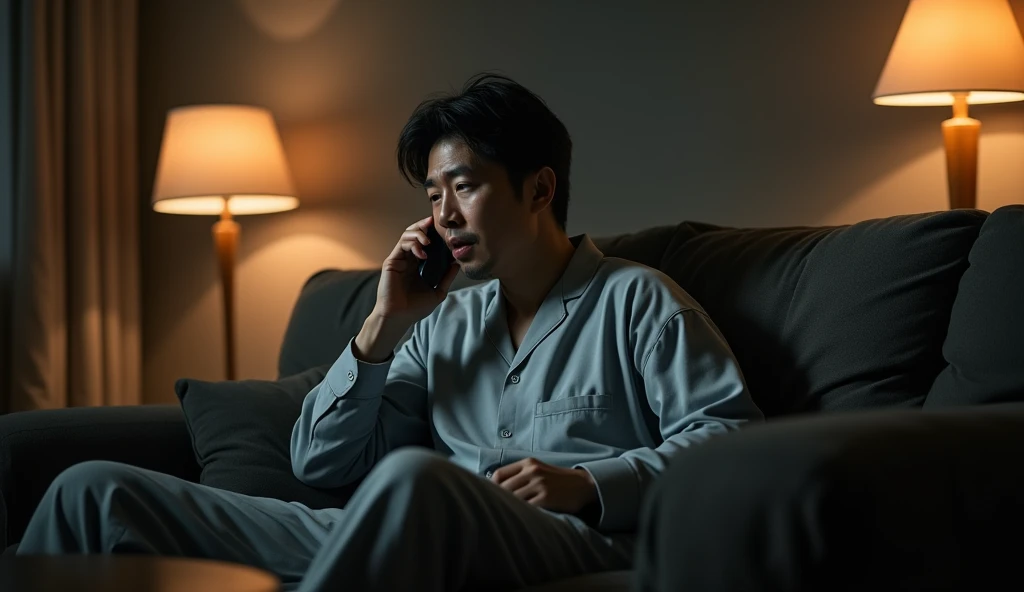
[1,0,140,413]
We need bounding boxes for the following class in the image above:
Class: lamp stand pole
[213,199,239,380]
[941,92,980,210]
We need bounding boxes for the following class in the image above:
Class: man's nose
[437,194,463,229]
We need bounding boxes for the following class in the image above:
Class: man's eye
[429,194,440,202]
[456,183,471,192]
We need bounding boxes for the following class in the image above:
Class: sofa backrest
[600,210,985,417]
[278,269,379,378]
[279,209,988,418]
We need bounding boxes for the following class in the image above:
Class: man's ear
[526,167,557,214]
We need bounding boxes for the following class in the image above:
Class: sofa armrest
[635,402,1024,592]
[0,405,200,548]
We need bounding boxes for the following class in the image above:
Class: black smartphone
[418,224,455,289]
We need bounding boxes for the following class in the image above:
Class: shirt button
[347,371,355,381]
[509,374,520,384]
[500,429,512,438]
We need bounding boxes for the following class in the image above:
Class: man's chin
[460,261,494,281]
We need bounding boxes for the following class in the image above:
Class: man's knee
[51,460,142,491]
[20,460,147,554]
[360,447,454,499]
[45,460,146,514]
[372,447,450,481]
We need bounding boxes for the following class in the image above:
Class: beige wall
[139,0,1024,403]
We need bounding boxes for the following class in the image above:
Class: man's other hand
[491,458,597,514]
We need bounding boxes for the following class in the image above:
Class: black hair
[397,73,572,231]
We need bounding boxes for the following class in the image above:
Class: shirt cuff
[575,457,640,532]
[324,338,394,399]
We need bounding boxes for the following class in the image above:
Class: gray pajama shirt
[18,235,762,591]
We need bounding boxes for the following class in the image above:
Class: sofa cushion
[926,205,1024,407]
[278,269,379,379]
[175,366,356,509]
[650,210,985,416]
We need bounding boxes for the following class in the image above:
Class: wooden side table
[0,555,279,591]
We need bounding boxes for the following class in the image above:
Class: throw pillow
[926,205,1024,406]
[175,365,357,509]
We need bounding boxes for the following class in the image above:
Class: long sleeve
[576,309,763,531]
[290,321,432,488]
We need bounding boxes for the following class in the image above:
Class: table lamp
[151,105,299,380]
[873,0,1024,209]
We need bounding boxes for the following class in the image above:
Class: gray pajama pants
[17,448,634,591]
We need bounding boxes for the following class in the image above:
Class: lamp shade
[873,0,1024,106]
[151,105,299,215]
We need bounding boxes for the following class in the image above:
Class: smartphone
[418,224,455,289]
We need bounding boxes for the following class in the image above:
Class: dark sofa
[2,205,1022,591]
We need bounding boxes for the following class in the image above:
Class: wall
[139,0,1024,403]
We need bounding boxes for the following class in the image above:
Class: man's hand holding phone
[354,216,459,363]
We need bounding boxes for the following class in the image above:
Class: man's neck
[500,233,576,321]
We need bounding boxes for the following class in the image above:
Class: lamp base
[213,210,239,381]
[941,94,980,210]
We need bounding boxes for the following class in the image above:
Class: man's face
[424,138,533,281]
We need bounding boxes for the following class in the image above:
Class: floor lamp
[151,105,299,380]
[872,0,1024,210]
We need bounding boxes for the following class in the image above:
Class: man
[18,73,762,591]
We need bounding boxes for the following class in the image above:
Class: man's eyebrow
[423,165,474,190]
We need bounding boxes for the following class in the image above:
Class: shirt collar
[481,234,604,367]
[483,233,604,315]
[560,234,603,302]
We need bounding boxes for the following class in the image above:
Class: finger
[381,252,411,275]
[514,481,544,503]
[401,229,431,246]
[407,216,433,232]
[400,240,428,260]
[385,239,407,263]
[435,263,460,296]
[524,489,547,507]
[498,471,535,495]
[386,227,429,263]
[491,460,526,485]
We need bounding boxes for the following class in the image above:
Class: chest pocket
[532,394,614,452]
